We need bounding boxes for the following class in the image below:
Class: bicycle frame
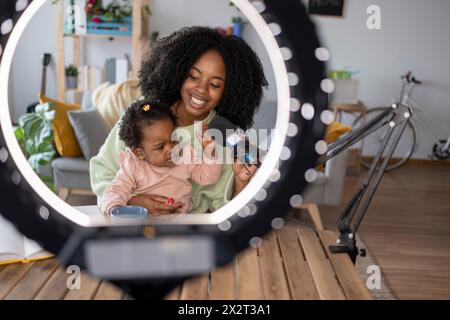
[400,78,450,153]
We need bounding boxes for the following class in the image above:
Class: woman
[90,26,267,214]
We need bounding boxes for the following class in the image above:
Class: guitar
[26,53,52,113]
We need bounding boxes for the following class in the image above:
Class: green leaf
[35,102,52,114]
[28,151,55,170]
[39,175,56,193]
[25,139,37,156]
[15,126,25,141]
[14,127,27,156]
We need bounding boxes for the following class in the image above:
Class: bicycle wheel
[352,107,416,171]
[432,139,450,160]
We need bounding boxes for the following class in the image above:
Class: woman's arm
[102,153,137,215]
[89,121,126,208]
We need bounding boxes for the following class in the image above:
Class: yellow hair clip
[143,104,151,112]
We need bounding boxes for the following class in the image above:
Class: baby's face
[136,119,177,167]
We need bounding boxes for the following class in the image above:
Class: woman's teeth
[191,96,206,107]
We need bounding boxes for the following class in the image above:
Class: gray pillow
[81,90,94,110]
[68,109,109,160]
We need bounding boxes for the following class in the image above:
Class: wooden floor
[319,162,450,299]
[2,163,447,300]
[0,225,370,300]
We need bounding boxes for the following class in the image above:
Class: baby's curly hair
[138,26,268,130]
[119,99,177,149]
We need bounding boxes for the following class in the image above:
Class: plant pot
[66,76,78,89]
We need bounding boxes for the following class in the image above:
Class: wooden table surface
[0,224,371,300]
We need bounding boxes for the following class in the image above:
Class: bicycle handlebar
[401,71,422,85]
[411,77,422,85]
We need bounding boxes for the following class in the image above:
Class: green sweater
[89,110,234,213]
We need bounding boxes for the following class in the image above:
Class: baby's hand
[198,122,215,150]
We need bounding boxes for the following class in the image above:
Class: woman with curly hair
[90,26,268,214]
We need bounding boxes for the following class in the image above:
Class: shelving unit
[54,0,150,102]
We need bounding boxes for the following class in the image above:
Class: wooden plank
[209,261,235,300]
[64,271,101,300]
[277,226,319,299]
[298,228,346,300]
[235,247,263,299]
[93,280,123,300]
[0,262,34,299]
[131,0,145,78]
[258,231,291,299]
[320,164,450,299]
[55,0,66,100]
[34,265,69,300]
[179,274,209,300]
[319,231,371,300]
[4,259,59,300]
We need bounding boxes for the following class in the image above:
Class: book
[115,58,128,84]
[74,0,87,35]
[0,215,54,265]
[105,58,129,84]
[63,0,76,34]
[88,66,105,91]
[63,0,87,35]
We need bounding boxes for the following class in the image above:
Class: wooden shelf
[63,33,132,40]
[55,0,150,102]
[66,88,83,94]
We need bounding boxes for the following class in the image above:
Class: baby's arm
[102,152,137,215]
[187,143,223,186]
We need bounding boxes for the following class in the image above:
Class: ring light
[0,0,329,298]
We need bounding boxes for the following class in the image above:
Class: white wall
[9,0,57,121]
[307,0,450,159]
[9,0,450,159]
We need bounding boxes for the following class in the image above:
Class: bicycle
[352,71,450,171]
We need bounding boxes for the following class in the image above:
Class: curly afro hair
[119,99,177,149]
[138,26,268,130]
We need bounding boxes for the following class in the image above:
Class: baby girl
[102,99,222,215]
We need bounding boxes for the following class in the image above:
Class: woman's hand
[231,161,258,198]
[128,194,183,215]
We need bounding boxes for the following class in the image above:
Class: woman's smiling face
[180,50,226,120]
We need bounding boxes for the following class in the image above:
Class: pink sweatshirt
[102,146,222,215]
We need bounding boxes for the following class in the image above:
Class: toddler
[102,99,222,215]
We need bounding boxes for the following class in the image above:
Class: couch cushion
[38,94,82,157]
[324,121,352,144]
[68,109,109,160]
[93,79,141,129]
[51,157,89,172]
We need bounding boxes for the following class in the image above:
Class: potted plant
[65,64,79,89]
[14,103,57,192]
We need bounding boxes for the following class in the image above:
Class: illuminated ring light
[0,0,328,298]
